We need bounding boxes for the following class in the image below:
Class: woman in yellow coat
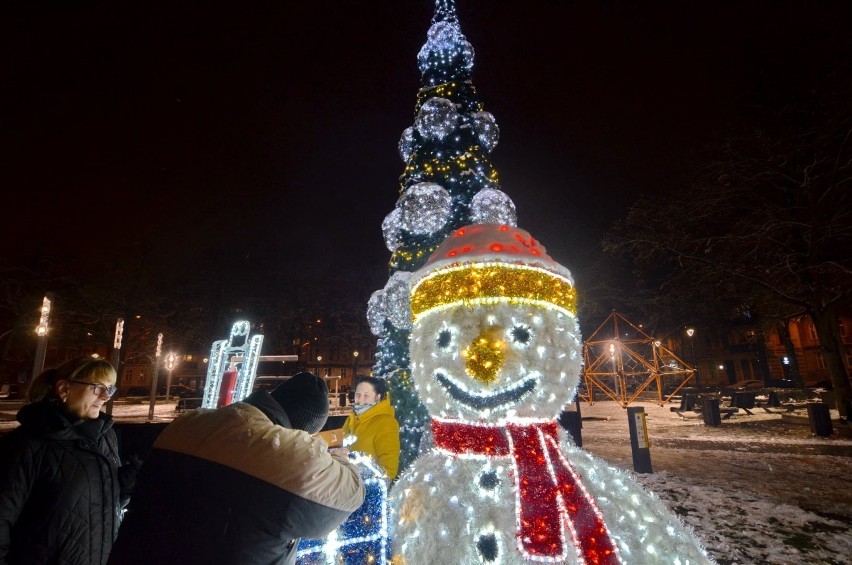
[342,376,400,480]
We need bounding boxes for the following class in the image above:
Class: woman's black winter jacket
[0,399,134,565]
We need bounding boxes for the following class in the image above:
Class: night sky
[3,0,851,306]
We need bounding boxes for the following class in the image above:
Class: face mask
[353,401,376,416]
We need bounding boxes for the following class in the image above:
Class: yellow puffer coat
[342,395,400,479]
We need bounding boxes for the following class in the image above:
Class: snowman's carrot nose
[462,328,506,384]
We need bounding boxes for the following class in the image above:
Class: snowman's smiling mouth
[434,372,538,410]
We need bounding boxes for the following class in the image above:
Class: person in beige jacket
[109,372,364,565]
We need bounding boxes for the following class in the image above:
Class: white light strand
[384,271,413,330]
[471,111,499,151]
[417,20,474,85]
[470,188,517,226]
[398,126,416,162]
[382,207,404,252]
[415,97,459,140]
[399,182,452,234]
[367,290,387,337]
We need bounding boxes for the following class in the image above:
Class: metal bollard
[701,397,722,426]
[627,406,653,473]
[807,402,833,437]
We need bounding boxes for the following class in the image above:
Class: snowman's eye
[437,329,453,349]
[509,324,532,346]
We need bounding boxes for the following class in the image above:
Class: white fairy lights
[382,208,404,252]
[390,224,712,564]
[415,97,459,141]
[399,182,452,234]
[471,111,499,151]
[367,290,387,337]
[383,271,413,331]
[470,188,517,226]
[418,20,474,86]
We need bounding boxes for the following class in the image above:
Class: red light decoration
[432,418,620,563]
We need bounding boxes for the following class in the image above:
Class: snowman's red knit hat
[410,224,576,321]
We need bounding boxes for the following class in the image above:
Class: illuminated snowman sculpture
[390,224,710,564]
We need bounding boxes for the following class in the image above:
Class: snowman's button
[476,533,499,562]
[478,470,500,490]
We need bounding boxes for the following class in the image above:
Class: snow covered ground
[577,399,852,564]
[2,396,850,564]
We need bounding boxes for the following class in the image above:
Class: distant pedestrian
[109,371,364,565]
[0,356,138,565]
[343,375,400,479]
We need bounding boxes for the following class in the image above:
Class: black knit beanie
[270,372,329,434]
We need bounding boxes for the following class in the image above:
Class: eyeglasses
[69,380,118,398]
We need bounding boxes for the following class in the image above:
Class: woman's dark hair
[353,375,388,400]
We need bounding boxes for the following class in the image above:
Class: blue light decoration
[296,453,391,565]
[201,321,264,408]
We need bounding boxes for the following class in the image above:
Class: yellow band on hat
[410,262,576,321]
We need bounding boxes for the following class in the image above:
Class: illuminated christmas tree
[367,0,517,472]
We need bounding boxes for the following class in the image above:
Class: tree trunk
[811,306,851,420]
[777,320,803,387]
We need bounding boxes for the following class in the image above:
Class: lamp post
[147,333,163,421]
[686,328,699,387]
[32,294,53,380]
[316,355,322,374]
[352,350,359,380]
[106,317,124,415]
[164,352,177,401]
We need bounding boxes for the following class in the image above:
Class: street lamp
[148,333,163,420]
[352,350,359,380]
[316,355,322,374]
[164,352,178,400]
[685,328,699,387]
[32,294,53,380]
[106,317,124,415]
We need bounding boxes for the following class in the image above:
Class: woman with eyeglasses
[0,356,137,565]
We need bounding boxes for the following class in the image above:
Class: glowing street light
[685,328,698,387]
[106,317,125,415]
[148,333,163,420]
[32,294,53,379]
[164,352,178,401]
